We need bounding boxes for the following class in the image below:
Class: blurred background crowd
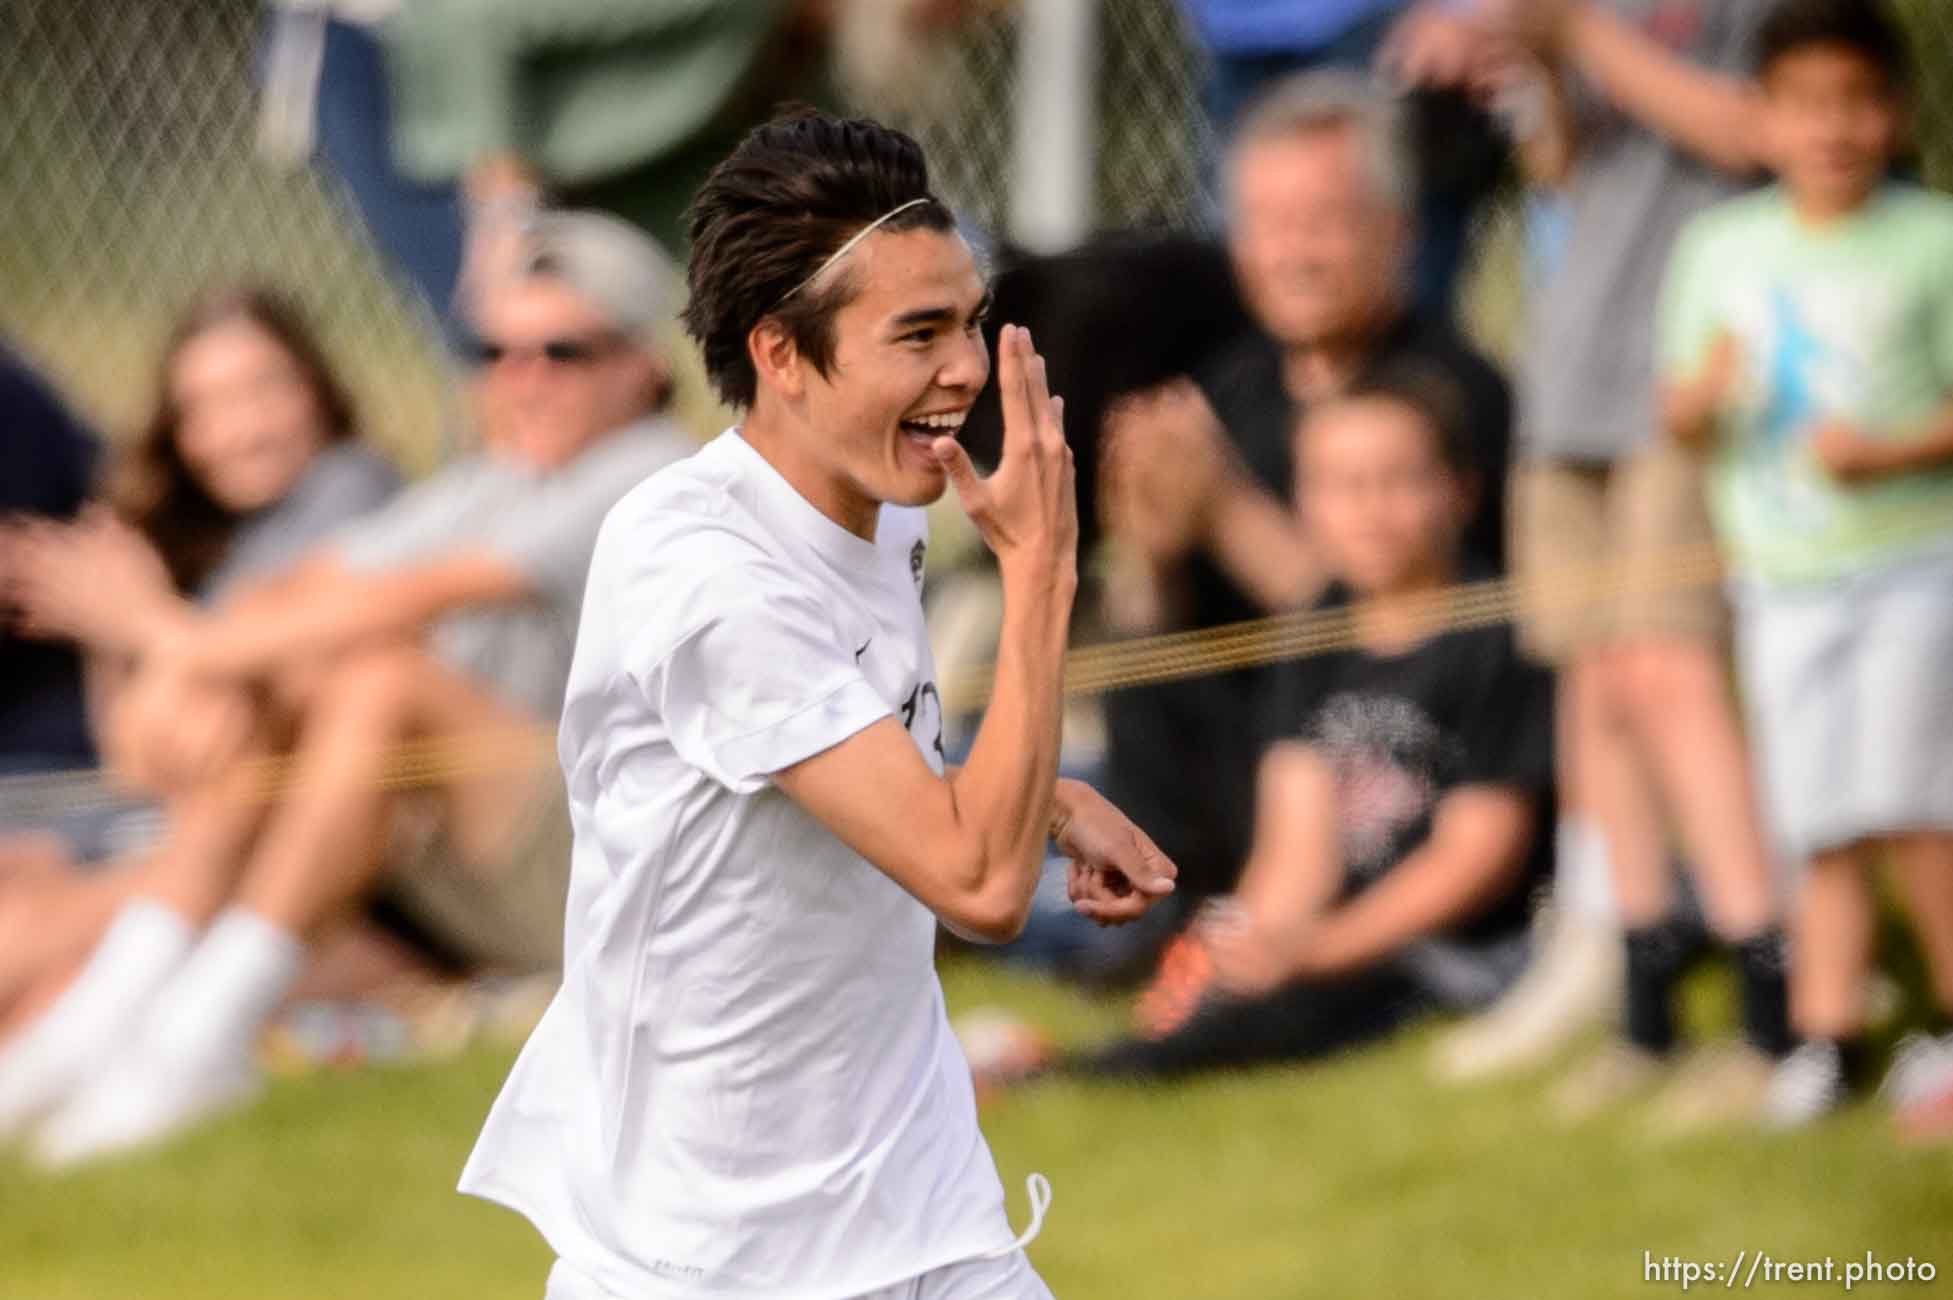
[3,0,1953,1286]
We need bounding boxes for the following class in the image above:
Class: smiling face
[1228,125,1408,352]
[756,225,991,533]
[471,276,664,471]
[1763,42,1903,218]
[170,315,332,513]
[1297,395,1467,596]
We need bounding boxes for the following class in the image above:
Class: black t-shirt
[1103,313,1514,897]
[0,344,101,766]
[1266,581,1554,945]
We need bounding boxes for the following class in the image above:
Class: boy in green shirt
[1659,0,1953,1132]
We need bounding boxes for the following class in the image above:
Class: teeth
[906,411,967,432]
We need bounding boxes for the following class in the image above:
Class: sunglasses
[467,332,624,368]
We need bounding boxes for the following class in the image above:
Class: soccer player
[460,111,1178,1300]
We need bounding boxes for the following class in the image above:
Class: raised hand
[930,324,1077,582]
[1097,377,1231,564]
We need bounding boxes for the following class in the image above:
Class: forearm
[1563,3,1765,176]
[1298,812,1528,977]
[1236,745,1343,922]
[943,561,1076,936]
[1206,482,1325,613]
[173,555,518,680]
[1516,68,1578,187]
[1878,410,1953,475]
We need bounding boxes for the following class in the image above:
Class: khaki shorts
[383,772,572,974]
[1511,441,1728,666]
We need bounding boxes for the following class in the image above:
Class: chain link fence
[1,0,1949,468]
[0,0,454,472]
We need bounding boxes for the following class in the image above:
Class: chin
[885,470,949,509]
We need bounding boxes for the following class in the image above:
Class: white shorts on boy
[1735,543,1953,861]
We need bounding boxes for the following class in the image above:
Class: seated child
[1069,363,1554,1079]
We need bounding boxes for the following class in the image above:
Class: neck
[1789,180,1877,227]
[1350,566,1449,655]
[1279,311,1398,404]
[740,407,880,541]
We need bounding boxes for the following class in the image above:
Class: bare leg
[0,832,73,883]
[133,757,280,925]
[1792,845,1876,1040]
[1889,832,1953,1018]
[1616,637,1778,940]
[1570,651,1673,928]
[232,644,536,937]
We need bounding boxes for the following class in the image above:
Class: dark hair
[111,287,357,593]
[1756,0,1911,90]
[1314,359,1476,476]
[681,107,956,409]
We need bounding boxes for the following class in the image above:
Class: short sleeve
[488,432,690,608]
[1452,630,1554,795]
[1655,216,1721,386]
[639,577,891,795]
[328,466,475,573]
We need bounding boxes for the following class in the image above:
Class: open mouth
[899,409,969,442]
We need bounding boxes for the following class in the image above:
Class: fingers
[1067,859,1162,927]
[931,435,985,507]
[1121,831,1178,897]
[996,324,1035,464]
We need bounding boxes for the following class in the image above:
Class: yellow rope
[3,499,1947,811]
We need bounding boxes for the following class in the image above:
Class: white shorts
[542,1251,1054,1300]
[1735,545,1953,861]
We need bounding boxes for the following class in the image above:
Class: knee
[1566,652,1637,738]
[310,643,432,720]
[1609,641,1725,732]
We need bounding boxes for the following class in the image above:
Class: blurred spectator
[1472,0,1789,1123]
[0,343,103,874]
[1658,0,1953,1133]
[0,343,101,801]
[955,235,1253,568]
[259,0,861,337]
[1097,71,1512,916]
[2,293,398,866]
[1058,368,1551,1078]
[0,212,696,1169]
[1180,0,1512,318]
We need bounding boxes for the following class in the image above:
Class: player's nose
[937,328,990,396]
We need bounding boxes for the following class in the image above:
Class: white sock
[146,907,304,1077]
[0,899,194,1133]
[1554,817,1618,927]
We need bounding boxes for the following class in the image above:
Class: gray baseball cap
[520,209,677,346]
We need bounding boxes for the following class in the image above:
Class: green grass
[3,963,1950,1300]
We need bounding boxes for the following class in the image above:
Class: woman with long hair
[0,287,398,1025]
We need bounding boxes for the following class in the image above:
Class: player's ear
[749,317,807,401]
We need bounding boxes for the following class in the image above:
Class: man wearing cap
[0,210,697,1167]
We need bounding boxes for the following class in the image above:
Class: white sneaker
[1762,1041,1849,1130]
[1433,907,1621,1082]
[1879,1031,1953,1110]
[30,1049,260,1171]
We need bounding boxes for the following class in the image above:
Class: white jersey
[460,430,1014,1299]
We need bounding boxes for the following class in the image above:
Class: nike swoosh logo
[855,639,872,660]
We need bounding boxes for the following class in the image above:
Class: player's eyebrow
[889,289,994,332]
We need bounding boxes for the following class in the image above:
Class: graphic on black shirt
[1309,691,1456,885]
[1269,582,1556,944]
